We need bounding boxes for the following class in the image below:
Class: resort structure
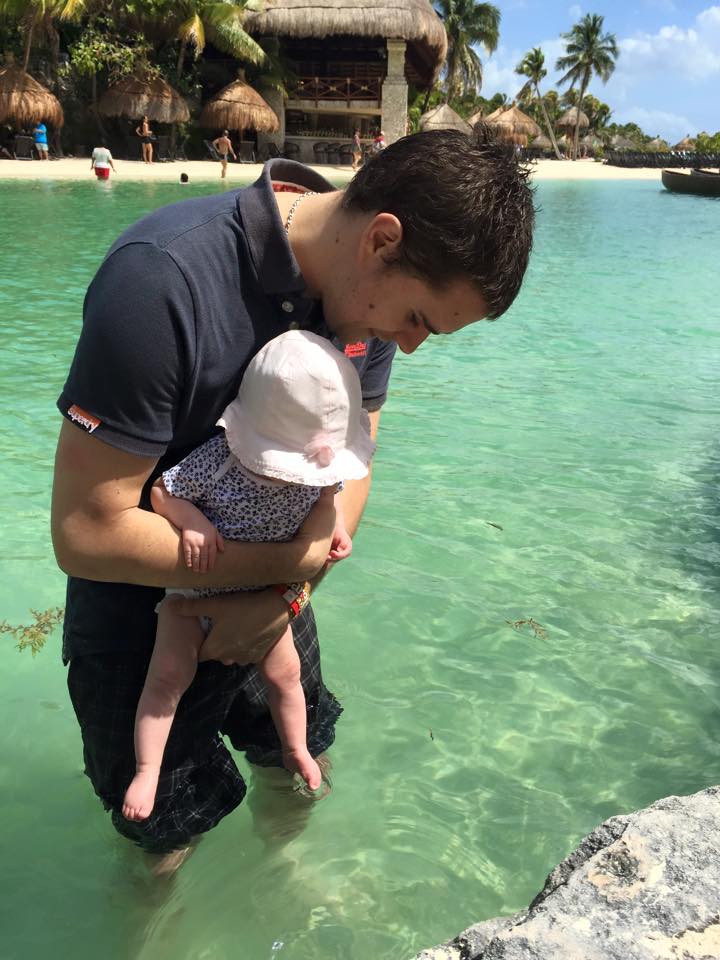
[243,0,447,162]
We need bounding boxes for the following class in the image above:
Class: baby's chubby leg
[259,627,322,792]
[122,598,205,822]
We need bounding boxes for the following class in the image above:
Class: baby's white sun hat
[217,329,376,486]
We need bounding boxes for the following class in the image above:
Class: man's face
[324,265,489,355]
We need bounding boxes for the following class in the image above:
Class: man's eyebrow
[418,311,442,335]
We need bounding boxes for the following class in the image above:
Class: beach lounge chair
[237,141,255,163]
[13,135,34,160]
[264,142,286,160]
[155,134,172,162]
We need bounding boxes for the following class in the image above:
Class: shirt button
[281,300,294,313]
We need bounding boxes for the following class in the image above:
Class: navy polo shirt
[57,159,396,659]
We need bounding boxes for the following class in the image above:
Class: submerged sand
[0,156,674,183]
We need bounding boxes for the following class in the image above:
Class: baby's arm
[328,488,352,561]
[151,477,225,573]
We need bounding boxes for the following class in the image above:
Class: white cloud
[616,6,720,83]
[613,106,694,142]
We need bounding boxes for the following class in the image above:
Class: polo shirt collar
[236,159,336,300]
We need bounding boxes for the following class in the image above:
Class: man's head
[342,125,535,322]
[223,130,229,137]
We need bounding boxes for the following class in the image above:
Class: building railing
[289,76,382,107]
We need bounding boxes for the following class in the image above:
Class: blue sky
[476,1,720,141]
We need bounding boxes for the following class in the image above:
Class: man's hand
[171,588,291,665]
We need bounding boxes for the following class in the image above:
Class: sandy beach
[0,156,676,183]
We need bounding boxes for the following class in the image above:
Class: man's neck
[277,190,361,304]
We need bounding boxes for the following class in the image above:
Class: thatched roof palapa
[0,64,64,128]
[199,79,279,133]
[483,105,507,123]
[98,75,190,123]
[531,133,553,149]
[419,103,472,134]
[672,136,696,150]
[647,136,669,151]
[557,106,589,130]
[244,0,447,86]
[611,134,635,150]
[484,104,541,145]
[466,108,486,128]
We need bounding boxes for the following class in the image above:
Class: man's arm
[336,408,381,538]
[51,420,335,588]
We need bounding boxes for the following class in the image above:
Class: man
[212,130,237,179]
[33,120,49,160]
[51,127,534,859]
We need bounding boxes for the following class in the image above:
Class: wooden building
[244,0,446,162]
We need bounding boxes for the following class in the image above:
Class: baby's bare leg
[259,627,322,791]
[122,600,205,822]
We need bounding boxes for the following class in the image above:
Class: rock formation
[414,787,720,960]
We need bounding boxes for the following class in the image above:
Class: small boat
[662,168,720,196]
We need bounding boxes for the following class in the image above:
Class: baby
[122,330,375,821]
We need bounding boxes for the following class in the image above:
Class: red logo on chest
[344,342,367,358]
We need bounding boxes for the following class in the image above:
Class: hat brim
[217,404,375,486]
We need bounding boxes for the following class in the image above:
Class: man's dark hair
[342,125,535,319]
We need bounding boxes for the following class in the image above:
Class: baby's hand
[328,524,352,562]
[183,521,225,573]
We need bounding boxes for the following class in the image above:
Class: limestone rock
[413,786,720,960]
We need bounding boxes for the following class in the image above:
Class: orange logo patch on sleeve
[68,404,102,433]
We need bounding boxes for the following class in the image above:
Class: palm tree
[434,0,500,103]
[515,47,563,160]
[172,0,265,85]
[555,12,619,160]
[0,0,84,70]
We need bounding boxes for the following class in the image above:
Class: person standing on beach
[51,127,534,865]
[351,129,362,170]
[90,143,117,180]
[212,130,237,179]
[33,120,49,160]
[136,116,154,164]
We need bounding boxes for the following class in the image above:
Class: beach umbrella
[0,63,64,128]
[672,136,696,150]
[581,132,602,147]
[98,75,190,123]
[419,103,472,134]
[485,104,540,145]
[199,78,279,134]
[647,136,669,151]
[557,106,589,131]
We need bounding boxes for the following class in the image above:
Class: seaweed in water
[0,607,64,655]
[505,617,548,641]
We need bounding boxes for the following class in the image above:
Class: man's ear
[361,212,403,262]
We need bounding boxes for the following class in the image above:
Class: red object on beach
[95,167,110,179]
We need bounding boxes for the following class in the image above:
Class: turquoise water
[1,175,719,959]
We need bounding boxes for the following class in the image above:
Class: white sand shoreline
[0,156,676,183]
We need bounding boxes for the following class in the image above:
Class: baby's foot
[283,748,322,792]
[122,769,160,821]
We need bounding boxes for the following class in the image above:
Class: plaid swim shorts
[66,604,342,854]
